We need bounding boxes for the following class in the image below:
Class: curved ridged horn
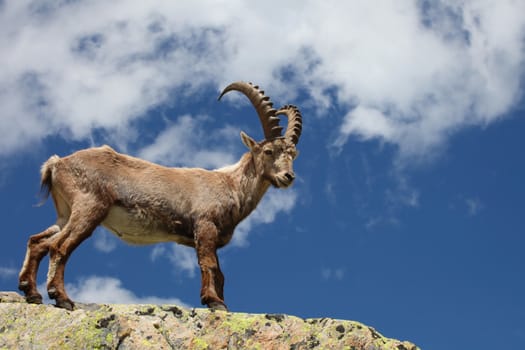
[218,82,283,140]
[277,104,302,145]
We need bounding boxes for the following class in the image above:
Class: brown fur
[18,82,302,311]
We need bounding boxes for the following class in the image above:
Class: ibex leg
[46,199,108,310]
[195,221,227,311]
[18,224,62,303]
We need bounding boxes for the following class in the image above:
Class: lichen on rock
[0,291,419,349]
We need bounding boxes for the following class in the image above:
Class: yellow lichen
[192,337,209,350]
[221,313,259,334]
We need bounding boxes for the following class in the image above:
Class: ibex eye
[264,149,273,156]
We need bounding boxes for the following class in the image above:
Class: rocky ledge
[0,291,419,349]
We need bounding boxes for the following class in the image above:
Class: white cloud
[1,0,523,162]
[0,266,17,279]
[138,115,239,169]
[39,275,189,306]
[0,0,230,156]
[151,244,198,278]
[92,228,118,253]
[329,0,525,160]
[233,189,298,246]
[335,106,397,147]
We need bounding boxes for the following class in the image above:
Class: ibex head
[219,82,302,188]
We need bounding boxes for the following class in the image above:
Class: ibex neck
[218,152,270,221]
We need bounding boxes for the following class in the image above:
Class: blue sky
[1,1,524,349]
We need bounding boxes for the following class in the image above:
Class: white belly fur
[102,206,193,246]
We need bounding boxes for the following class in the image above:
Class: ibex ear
[240,131,258,151]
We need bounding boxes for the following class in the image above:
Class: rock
[0,291,419,349]
[0,292,26,303]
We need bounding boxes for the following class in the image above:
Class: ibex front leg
[195,221,227,311]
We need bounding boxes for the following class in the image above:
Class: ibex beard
[18,82,302,311]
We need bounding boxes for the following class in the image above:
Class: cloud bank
[331,0,525,160]
[1,0,523,161]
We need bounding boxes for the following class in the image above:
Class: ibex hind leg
[46,200,108,310]
[18,224,62,304]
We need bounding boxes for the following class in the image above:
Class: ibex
[18,82,302,311]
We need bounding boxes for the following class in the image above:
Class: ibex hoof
[208,301,228,312]
[25,294,43,304]
[47,287,58,299]
[55,298,75,311]
[18,280,30,292]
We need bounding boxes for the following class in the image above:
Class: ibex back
[18,82,302,311]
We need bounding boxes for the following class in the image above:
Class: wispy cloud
[449,195,485,217]
[151,244,199,278]
[0,266,17,279]
[137,115,239,169]
[1,1,523,163]
[386,173,420,209]
[92,228,118,253]
[465,197,484,216]
[321,267,345,281]
[233,189,298,246]
[40,275,189,306]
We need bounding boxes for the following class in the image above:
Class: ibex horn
[218,82,283,140]
[277,104,302,145]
